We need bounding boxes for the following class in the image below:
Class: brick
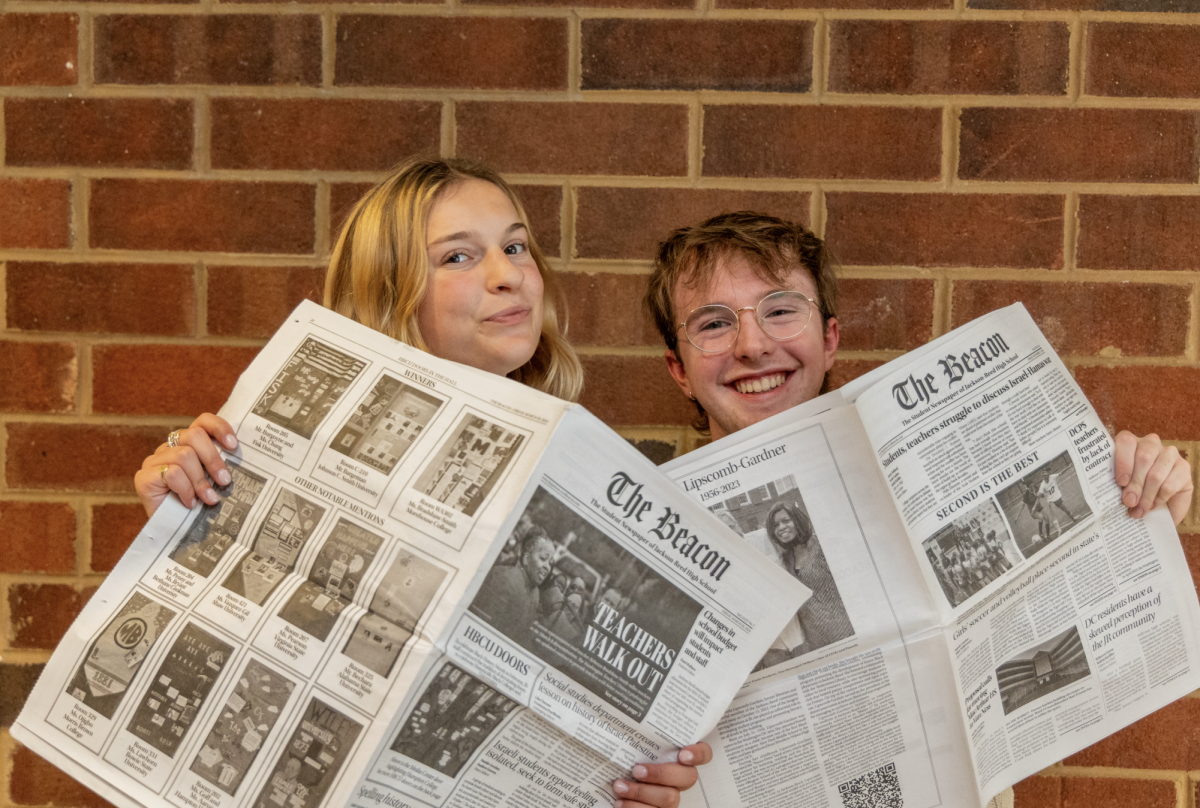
[467,0,690,10]
[208,266,324,338]
[93,345,261,415]
[337,17,566,90]
[8,262,195,335]
[824,358,882,393]
[1,664,45,727]
[95,15,319,85]
[838,279,934,352]
[6,423,165,492]
[0,342,76,413]
[0,14,78,85]
[1074,367,1200,440]
[0,179,71,249]
[829,20,1067,96]
[575,187,809,260]
[0,502,76,573]
[1088,24,1200,99]
[11,746,115,808]
[630,438,678,465]
[90,179,314,254]
[704,105,941,180]
[1077,195,1200,272]
[582,20,812,92]
[959,108,1198,183]
[1065,698,1200,770]
[1011,775,1175,808]
[580,356,696,425]
[514,185,562,258]
[722,0,946,8]
[5,97,191,169]
[330,182,374,240]
[91,503,147,572]
[211,99,439,172]
[952,281,1188,357]
[457,102,688,176]
[9,584,96,649]
[559,273,659,347]
[972,0,1200,9]
[825,193,1063,269]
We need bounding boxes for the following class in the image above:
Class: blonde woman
[134,156,710,808]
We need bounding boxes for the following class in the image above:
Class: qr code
[838,762,903,808]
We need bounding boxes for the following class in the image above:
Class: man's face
[664,256,839,440]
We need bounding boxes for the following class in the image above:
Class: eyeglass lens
[684,291,814,353]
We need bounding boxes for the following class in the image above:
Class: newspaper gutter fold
[13,300,807,808]
[663,303,1200,808]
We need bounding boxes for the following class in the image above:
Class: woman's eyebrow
[427,222,526,248]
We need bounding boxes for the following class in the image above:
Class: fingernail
[217,469,232,486]
[1131,507,1144,519]
[680,750,694,764]
[204,489,219,505]
[1119,474,1131,486]
[224,434,238,449]
[613,782,629,795]
[632,765,647,780]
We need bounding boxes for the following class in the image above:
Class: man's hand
[612,743,713,808]
[1114,431,1193,525]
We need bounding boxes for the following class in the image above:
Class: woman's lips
[486,305,531,325]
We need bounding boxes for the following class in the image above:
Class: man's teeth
[734,373,785,394]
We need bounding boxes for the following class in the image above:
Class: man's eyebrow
[427,222,527,248]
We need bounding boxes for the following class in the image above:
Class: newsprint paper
[13,300,808,808]
[664,303,1200,808]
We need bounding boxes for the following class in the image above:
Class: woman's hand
[1114,431,1193,525]
[134,413,239,517]
[612,743,712,808]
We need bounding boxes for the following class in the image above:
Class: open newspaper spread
[13,301,807,808]
[664,303,1200,808]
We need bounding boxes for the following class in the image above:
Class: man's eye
[697,317,734,332]
[763,305,800,319]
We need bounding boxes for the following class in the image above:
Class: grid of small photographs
[170,464,269,578]
[413,414,526,518]
[126,623,233,757]
[66,593,177,719]
[389,662,517,779]
[252,339,366,440]
[190,659,296,795]
[330,375,443,475]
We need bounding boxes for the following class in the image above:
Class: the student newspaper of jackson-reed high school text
[13,300,808,808]
[664,303,1200,808]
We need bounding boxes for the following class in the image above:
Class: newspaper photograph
[13,300,806,808]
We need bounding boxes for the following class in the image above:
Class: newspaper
[12,301,807,808]
[663,303,1200,808]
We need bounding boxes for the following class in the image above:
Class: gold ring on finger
[167,430,182,448]
[159,464,170,484]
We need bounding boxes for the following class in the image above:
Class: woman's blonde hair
[325,156,583,402]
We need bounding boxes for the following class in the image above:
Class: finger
[1113,430,1139,489]
[134,466,173,517]
[145,445,216,508]
[191,412,238,451]
[178,423,233,489]
[613,780,679,808]
[629,762,697,791]
[1167,477,1195,526]
[677,743,712,768]
[1121,433,1162,513]
[1132,444,1179,517]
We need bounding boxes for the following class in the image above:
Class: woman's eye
[443,251,469,265]
[505,242,528,255]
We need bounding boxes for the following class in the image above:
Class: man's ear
[664,349,694,400]
[822,317,840,372]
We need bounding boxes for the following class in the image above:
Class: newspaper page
[849,303,1200,801]
[13,301,807,808]
[663,303,1200,808]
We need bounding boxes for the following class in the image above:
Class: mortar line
[442,98,456,157]
[1062,192,1080,272]
[560,179,576,270]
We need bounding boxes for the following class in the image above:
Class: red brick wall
[2,2,1199,807]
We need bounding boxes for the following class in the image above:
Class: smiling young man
[639,210,1193,808]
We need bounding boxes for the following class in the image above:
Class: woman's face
[522,540,555,586]
[771,510,799,545]
[418,179,545,376]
